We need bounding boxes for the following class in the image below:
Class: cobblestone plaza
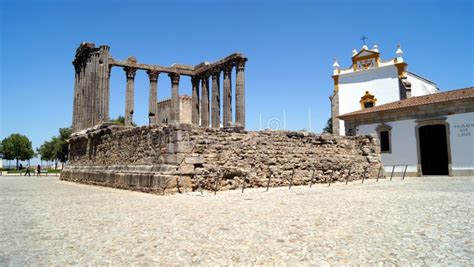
[1,176,472,265]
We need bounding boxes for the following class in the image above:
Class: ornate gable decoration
[352,49,379,71]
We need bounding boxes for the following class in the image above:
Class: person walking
[19,163,23,176]
[24,164,31,176]
[36,165,41,176]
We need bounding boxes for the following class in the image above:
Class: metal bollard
[266,174,272,192]
[289,169,295,190]
[390,165,396,181]
[361,168,368,184]
[345,168,351,185]
[214,176,219,195]
[376,166,382,182]
[328,172,333,187]
[402,165,408,180]
[309,168,315,188]
[241,175,247,193]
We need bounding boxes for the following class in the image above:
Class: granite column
[124,67,137,126]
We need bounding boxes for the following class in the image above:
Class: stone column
[124,67,137,126]
[191,76,200,125]
[211,68,221,128]
[235,59,246,128]
[169,73,180,124]
[223,64,233,127]
[147,70,160,125]
[200,74,210,127]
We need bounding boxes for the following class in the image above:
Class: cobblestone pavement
[1,175,473,265]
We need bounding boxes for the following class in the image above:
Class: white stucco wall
[406,72,439,97]
[338,65,401,135]
[353,111,474,176]
[357,119,418,174]
[447,112,474,171]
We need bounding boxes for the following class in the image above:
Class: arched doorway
[418,124,450,175]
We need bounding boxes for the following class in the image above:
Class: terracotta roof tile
[338,87,474,118]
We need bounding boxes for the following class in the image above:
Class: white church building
[331,44,473,176]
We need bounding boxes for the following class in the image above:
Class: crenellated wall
[61,124,382,194]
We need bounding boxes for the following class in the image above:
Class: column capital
[191,76,200,85]
[168,73,180,84]
[124,67,137,79]
[224,63,233,76]
[236,58,247,72]
[147,70,160,81]
[211,67,221,79]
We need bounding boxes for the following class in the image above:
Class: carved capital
[124,67,137,79]
[191,76,200,85]
[168,73,180,84]
[211,68,221,80]
[236,58,246,72]
[224,63,233,76]
[147,70,160,81]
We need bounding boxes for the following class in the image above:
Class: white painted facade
[406,72,439,96]
[332,44,439,135]
[338,66,401,135]
[355,112,474,176]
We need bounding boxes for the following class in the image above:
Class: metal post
[361,168,366,184]
[266,174,272,192]
[289,169,294,190]
[376,166,382,182]
[328,172,333,187]
[214,175,219,195]
[345,168,351,185]
[390,165,395,181]
[241,175,247,193]
[309,168,315,188]
[402,165,408,180]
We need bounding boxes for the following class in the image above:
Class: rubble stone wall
[61,124,382,194]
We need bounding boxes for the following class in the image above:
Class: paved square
[0,175,472,265]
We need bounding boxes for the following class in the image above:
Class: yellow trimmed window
[360,91,377,109]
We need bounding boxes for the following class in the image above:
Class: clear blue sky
[1,0,473,158]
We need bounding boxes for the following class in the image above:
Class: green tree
[1,134,35,169]
[323,117,333,134]
[37,127,72,169]
[110,115,126,125]
[110,115,136,126]
[56,128,71,167]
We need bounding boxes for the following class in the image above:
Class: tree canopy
[323,117,333,134]
[36,128,72,167]
[1,134,35,167]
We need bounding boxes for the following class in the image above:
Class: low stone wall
[61,124,382,194]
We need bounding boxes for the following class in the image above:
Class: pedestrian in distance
[36,165,41,176]
[24,164,31,176]
[19,163,23,175]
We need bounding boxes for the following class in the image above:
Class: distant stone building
[331,43,439,135]
[156,95,192,125]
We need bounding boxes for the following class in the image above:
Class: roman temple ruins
[71,42,247,132]
[62,42,382,194]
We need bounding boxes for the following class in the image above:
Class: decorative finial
[352,48,358,56]
[333,58,340,69]
[396,43,403,55]
[372,43,379,52]
[396,43,404,62]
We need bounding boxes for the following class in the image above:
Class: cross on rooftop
[361,35,368,45]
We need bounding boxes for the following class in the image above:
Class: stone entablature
[61,124,382,194]
[72,42,247,133]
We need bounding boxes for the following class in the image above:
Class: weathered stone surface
[61,125,382,194]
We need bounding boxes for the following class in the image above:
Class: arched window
[375,124,392,153]
[360,91,377,109]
